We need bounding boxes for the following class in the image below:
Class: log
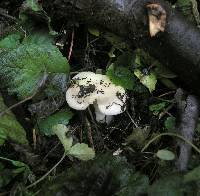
[43,0,200,96]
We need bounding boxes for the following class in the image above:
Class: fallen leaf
[147,4,167,37]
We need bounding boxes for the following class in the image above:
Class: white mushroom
[66,72,127,123]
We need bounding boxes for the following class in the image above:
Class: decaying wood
[43,0,200,96]
[175,88,199,171]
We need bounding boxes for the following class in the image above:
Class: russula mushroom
[66,71,127,123]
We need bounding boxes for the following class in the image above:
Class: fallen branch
[43,0,200,96]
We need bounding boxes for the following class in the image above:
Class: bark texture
[44,0,200,96]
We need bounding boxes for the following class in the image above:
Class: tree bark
[43,0,200,96]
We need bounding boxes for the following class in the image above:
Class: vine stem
[141,132,200,154]
[26,153,66,189]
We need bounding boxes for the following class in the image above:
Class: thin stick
[0,73,48,117]
[126,111,138,128]
[26,153,66,189]
[68,28,74,61]
[141,132,200,154]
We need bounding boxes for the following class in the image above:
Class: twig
[126,111,138,127]
[0,8,17,21]
[32,129,37,150]
[85,117,94,149]
[26,153,66,189]
[158,90,175,98]
[0,73,48,117]
[68,28,74,61]
[141,132,200,154]
[158,103,174,119]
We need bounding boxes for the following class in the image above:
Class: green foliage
[125,126,150,148]
[164,117,176,131]
[0,95,28,145]
[134,69,157,92]
[53,124,95,161]
[20,0,56,35]
[0,156,32,188]
[149,102,167,116]
[0,33,21,49]
[106,52,136,89]
[53,124,73,152]
[107,64,135,90]
[68,143,95,161]
[184,166,200,183]
[0,33,69,99]
[40,154,149,196]
[88,27,100,37]
[148,175,185,196]
[38,110,73,136]
[23,0,42,12]
[156,149,175,161]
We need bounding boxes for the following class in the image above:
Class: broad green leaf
[104,32,127,50]
[106,52,136,89]
[184,166,200,183]
[52,124,73,152]
[68,143,95,161]
[134,69,157,92]
[0,95,28,145]
[149,102,167,115]
[164,117,176,131]
[125,126,150,148]
[156,149,175,161]
[40,154,149,196]
[148,175,185,196]
[107,64,135,90]
[38,110,73,136]
[159,78,177,90]
[0,34,69,99]
[23,0,42,11]
[0,34,21,49]
[116,172,149,196]
[88,27,100,37]
[20,0,57,35]
[155,65,177,79]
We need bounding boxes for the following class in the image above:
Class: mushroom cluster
[66,72,127,123]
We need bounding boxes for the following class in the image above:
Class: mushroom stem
[94,102,113,124]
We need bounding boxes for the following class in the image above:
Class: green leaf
[134,69,157,92]
[125,126,150,148]
[88,27,100,37]
[0,34,69,99]
[149,102,167,116]
[164,117,176,131]
[107,64,135,90]
[0,95,28,145]
[156,149,175,161]
[0,33,21,49]
[148,175,185,196]
[104,32,128,50]
[40,154,149,196]
[20,0,57,35]
[106,52,136,90]
[68,143,95,161]
[116,172,149,196]
[53,124,73,152]
[155,65,177,79]
[184,166,200,183]
[22,0,42,12]
[38,110,73,136]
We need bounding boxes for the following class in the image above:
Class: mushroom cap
[97,89,126,115]
[66,72,127,115]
